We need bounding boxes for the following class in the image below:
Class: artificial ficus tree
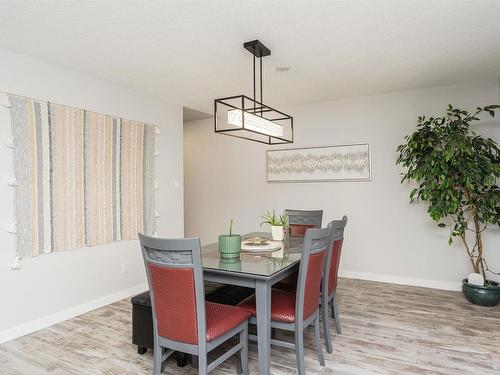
[397,104,500,282]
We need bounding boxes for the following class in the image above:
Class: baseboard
[0,282,148,344]
[339,270,462,292]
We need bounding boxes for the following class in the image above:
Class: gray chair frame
[284,209,323,230]
[248,227,331,375]
[139,234,249,375]
[321,216,348,353]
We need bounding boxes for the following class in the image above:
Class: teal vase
[218,234,241,258]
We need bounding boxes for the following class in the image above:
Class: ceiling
[0,1,500,113]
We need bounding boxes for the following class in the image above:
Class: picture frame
[267,142,372,182]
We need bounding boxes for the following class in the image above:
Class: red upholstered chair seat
[238,289,296,323]
[205,302,250,342]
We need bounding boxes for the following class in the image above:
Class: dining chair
[284,209,323,236]
[322,216,348,353]
[139,233,250,375]
[274,209,324,290]
[238,227,331,375]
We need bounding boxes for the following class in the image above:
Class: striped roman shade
[8,94,156,258]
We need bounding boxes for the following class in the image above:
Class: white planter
[271,225,284,241]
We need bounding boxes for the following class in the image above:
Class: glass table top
[201,232,305,277]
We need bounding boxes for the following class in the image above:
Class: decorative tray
[241,237,282,252]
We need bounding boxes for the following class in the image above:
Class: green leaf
[396,103,500,252]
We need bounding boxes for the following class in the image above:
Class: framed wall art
[267,142,371,182]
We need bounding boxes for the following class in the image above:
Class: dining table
[201,232,304,375]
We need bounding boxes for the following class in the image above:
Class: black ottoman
[131,283,253,366]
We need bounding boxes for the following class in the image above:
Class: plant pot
[218,234,241,258]
[462,279,500,307]
[271,225,284,241]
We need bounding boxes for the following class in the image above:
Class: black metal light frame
[214,40,294,145]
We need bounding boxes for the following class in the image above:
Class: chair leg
[333,291,342,334]
[314,315,325,366]
[239,324,249,375]
[137,346,147,355]
[198,353,208,375]
[153,344,163,375]
[237,354,242,375]
[295,327,305,375]
[321,296,333,353]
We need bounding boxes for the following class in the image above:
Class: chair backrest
[295,227,331,323]
[139,234,206,346]
[323,216,348,298]
[284,209,323,236]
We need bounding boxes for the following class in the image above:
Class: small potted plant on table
[218,219,241,259]
[397,104,500,306]
[261,210,288,241]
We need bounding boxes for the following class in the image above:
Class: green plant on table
[396,104,500,283]
[260,210,288,227]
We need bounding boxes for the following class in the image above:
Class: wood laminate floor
[1,278,499,375]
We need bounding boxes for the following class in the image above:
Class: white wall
[184,80,500,291]
[0,49,183,343]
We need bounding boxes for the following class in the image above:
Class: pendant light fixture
[214,40,293,144]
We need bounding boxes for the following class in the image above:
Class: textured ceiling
[0,1,500,113]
